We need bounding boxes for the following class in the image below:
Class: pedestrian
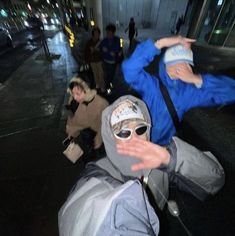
[175,15,184,34]
[102,95,224,209]
[65,77,109,153]
[122,35,235,145]
[101,23,123,91]
[125,17,138,50]
[84,27,105,93]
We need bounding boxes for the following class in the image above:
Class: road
[0,27,59,84]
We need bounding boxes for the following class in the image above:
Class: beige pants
[90,61,105,92]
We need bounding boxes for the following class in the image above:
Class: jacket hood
[67,77,97,102]
[101,95,151,178]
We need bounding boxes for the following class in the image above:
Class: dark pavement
[0,30,81,236]
[0,28,235,236]
[0,28,60,84]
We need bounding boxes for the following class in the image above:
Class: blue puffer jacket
[122,39,235,145]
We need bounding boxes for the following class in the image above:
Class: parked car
[0,26,13,47]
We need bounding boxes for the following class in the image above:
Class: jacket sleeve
[66,116,82,138]
[93,100,109,148]
[165,137,225,201]
[94,126,102,149]
[200,74,235,105]
[122,39,161,100]
[182,74,235,110]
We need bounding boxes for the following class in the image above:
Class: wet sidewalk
[0,31,84,236]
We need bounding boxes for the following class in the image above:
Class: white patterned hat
[164,44,194,66]
[110,99,145,126]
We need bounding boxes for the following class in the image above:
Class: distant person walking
[125,17,138,50]
[85,27,105,93]
[101,23,122,91]
[175,15,184,34]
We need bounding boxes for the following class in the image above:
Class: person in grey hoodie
[59,95,224,236]
[101,95,225,209]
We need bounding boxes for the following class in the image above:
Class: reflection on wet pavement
[0,31,78,138]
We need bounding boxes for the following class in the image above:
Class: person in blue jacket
[122,36,235,145]
[101,23,123,90]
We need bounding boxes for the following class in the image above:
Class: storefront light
[120,38,124,48]
[0,9,8,17]
[21,11,27,17]
[27,3,32,11]
[217,0,223,6]
[215,29,222,34]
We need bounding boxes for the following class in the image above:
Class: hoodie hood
[101,95,151,178]
[67,77,97,102]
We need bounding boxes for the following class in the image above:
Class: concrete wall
[102,0,153,29]
[86,0,189,36]
[150,0,161,29]
[154,0,189,35]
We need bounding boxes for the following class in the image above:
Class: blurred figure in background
[125,17,138,50]
[101,23,123,91]
[175,15,184,34]
[84,27,105,93]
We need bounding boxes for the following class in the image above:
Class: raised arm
[116,136,225,200]
[155,36,195,50]
[122,36,196,98]
[178,73,235,111]
[197,73,235,105]
[122,39,161,97]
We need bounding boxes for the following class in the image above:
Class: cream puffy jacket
[66,77,109,148]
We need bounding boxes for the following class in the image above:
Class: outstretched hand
[116,137,170,171]
[155,35,196,50]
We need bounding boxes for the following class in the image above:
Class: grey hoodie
[58,163,160,236]
[101,95,225,209]
[101,95,152,178]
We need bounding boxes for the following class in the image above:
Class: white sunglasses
[113,122,151,140]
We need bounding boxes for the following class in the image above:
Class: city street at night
[0,0,235,236]
[0,27,59,83]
